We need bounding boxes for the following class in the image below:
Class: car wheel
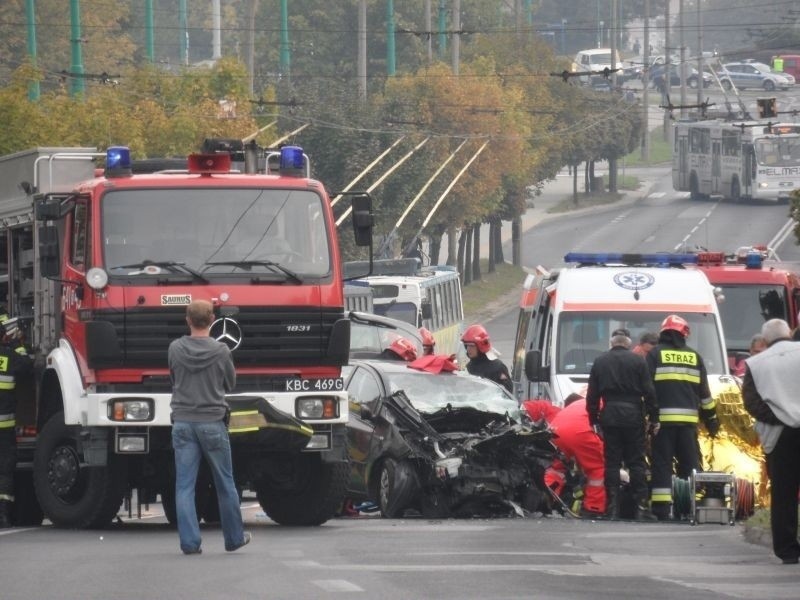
[763,80,775,91]
[688,76,698,89]
[378,457,419,518]
[721,79,732,91]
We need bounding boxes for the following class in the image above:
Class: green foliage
[789,189,800,246]
[0,1,654,265]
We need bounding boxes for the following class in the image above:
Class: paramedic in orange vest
[524,394,606,517]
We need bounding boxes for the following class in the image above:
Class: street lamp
[598,21,604,48]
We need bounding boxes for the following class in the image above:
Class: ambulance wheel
[33,411,126,529]
[254,453,348,526]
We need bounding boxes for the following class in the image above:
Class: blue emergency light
[563,252,698,266]
[744,250,763,269]
[105,146,132,176]
[280,146,305,174]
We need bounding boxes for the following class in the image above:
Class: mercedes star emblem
[210,317,243,350]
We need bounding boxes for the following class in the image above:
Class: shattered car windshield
[387,371,521,419]
[102,187,331,279]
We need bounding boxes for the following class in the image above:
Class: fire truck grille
[86,306,345,369]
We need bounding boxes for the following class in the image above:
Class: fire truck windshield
[102,188,331,278]
[556,311,726,375]
[717,284,787,352]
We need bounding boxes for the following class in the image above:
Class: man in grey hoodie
[169,299,251,555]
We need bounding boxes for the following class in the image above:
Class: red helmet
[661,314,690,338]
[461,324,491,354]
[388,337,418,362]
[419,327,435,354]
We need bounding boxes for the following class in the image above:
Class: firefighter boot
[605,487,619,521]
[0,500,12,528]
[634,500,658,522]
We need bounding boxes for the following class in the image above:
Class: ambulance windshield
[556,311,726,375]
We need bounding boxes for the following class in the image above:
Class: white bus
[673,120,800,202]
[351,259,464,356]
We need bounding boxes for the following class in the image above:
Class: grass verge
[461,259,527,321]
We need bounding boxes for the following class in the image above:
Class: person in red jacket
[524,394,606,517]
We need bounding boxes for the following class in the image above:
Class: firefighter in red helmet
[645,314,720,521]
[461,324,512,392]
[381,336,418,362]
[419,328,435,356]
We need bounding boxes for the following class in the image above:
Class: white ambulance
[512,252,731,406]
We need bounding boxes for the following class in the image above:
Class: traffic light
[757,97,777,119]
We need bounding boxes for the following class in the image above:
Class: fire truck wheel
[12,471,44,526]
[33,411,127,529]
[378,457,419,518]
[254,454,348,526]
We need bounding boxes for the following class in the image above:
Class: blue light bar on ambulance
[563,252,698,266]
[105,146,132,177]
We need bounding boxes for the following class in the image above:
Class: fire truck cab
[693,246,800,371]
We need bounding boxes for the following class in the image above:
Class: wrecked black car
[343,359,556,518]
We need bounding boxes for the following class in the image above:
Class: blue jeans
[172,420,244,552]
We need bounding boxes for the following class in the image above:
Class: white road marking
[648,192,666,198]
[311,580,364,592]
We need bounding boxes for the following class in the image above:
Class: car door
[344,365,384,495]
[740,64,759,89]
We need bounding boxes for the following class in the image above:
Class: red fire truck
[0,144,373,528]
[694,246,800,371]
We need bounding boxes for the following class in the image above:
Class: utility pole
[679,0,686,119]
[179,0,188,65]
[387,0,396,76]
[25,0,39,101]
[425,0,432,63]
[245,0,257,94]
[358,0,367,99]
[451,0,460,76]
[211,0,221,60]
[642,0,650,161]
[663,0,671,139]
[145,0,154,63]
[69,0,85,96]
[697,0,704,108]
[438,0,447,59]
[279,0,290,77]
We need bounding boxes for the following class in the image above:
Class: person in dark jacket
[169,299,251,555]
[742,318,800,565]
[461,324,512,392]
[586,328,659,520]
[0,315,33,528]
[645,314,720,521]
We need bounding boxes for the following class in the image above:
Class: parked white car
[572,48,624,84]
